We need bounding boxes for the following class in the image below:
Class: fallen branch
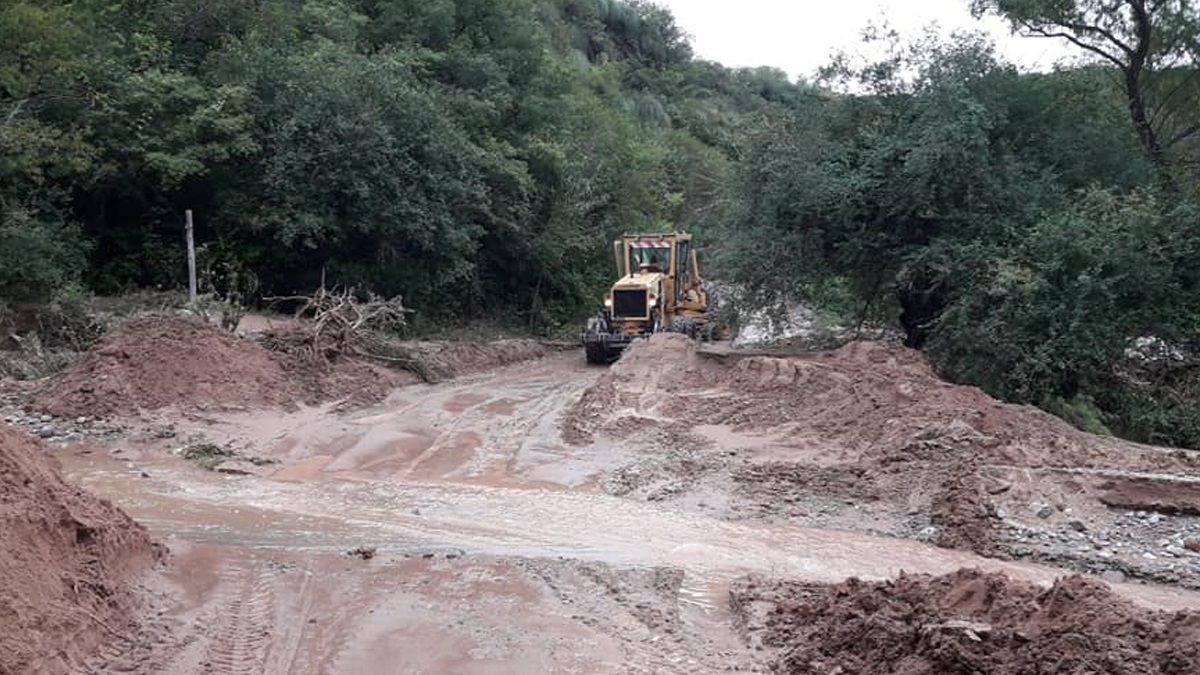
[261,284,437,379]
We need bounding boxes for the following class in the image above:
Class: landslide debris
[732,569,1200,675]
[36,314,300,417]
[568,335,1200,558]
[0,424,160,674]
[34,313,570,418]
[574,335,1200,473]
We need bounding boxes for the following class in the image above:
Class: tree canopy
[0,0,782,326]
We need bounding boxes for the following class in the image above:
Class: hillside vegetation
[2,0,781,323]
[4,0,1200,447]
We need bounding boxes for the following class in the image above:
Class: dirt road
[35,345,1199,673]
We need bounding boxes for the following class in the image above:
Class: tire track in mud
[471,374,592,480]
[261,560,316,675]
[391,362,595,483]
[82,613,185,675]
[200,564,275,675]
[518,560,753,674]
[143,560,279,675]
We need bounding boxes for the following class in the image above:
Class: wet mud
[12,332,1200,673]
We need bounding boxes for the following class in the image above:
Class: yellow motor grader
[581,232,720,364]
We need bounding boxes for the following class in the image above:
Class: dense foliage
[5,0,1200,448]
[720,2,1200,447]
[1,0,782,327]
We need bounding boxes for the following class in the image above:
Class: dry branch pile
[262,286,436,381]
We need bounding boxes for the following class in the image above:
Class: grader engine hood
[606,273,663,320]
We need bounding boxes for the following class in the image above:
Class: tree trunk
[1125,0,1171,180]
[896,267,948,349]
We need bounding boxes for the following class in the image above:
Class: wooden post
[185,209,197,306]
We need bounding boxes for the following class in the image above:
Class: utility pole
[185,209,197,307]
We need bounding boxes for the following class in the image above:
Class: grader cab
[581,232,720,364]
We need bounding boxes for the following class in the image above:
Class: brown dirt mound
[413,339,574,381]
[589,337,1199,473]
[36,314,300,417]
[0,424,160,673]
[36,315,565,418]
[733,569,1200,675]
[569,336,1200,553]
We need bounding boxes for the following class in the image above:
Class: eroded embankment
[33,313,569,418]
[565,335,1200,557]
[0,424,160,674]
[733,569,1200,675]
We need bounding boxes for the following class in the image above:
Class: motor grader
[581,232,719,364]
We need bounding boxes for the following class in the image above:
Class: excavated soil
[574,335,1197,473]
[565,335,1200,557]
[34,314,566,418]
[409,339,573,380]
[732,569,1200,675]
[36,315,302,417]
[0,424,159,674]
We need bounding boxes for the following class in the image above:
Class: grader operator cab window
[631,243,671,274]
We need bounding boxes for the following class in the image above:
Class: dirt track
[10,330,1200,673]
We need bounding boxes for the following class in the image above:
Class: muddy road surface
[35,343,1200,673]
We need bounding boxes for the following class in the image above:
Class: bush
[927,190,1200,444]
[0,208,89,302]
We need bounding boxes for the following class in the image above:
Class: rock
[1068,519,1087,532]
[994,507,1007,521]
[346,546,376,560]
[1031,502,1054,519]
[985,480,1012,495]
[1184,538,1200,553]
[1148,513,1164,525]
[1101,570,1127,584]
[36,426,56,439]
[75,416,88,424]
[39,414,51,423]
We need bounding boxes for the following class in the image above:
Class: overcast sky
[654,0,1076,79]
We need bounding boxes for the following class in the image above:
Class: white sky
[655,0,1076,79]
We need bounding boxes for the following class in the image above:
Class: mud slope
[36,314,301,417]
[36,314,571,418]
[733,569,1200,675]
[566,335,1200,557]
[0,424,159,674]
[574,335,1196,472]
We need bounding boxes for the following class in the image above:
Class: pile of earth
[36,314,303,417]
[577,335,1195,472]
[384,339,574,382]
[35,314,570,418]
[0,424,161,674]
[731,568,1200,675]
[565,335,1200,553]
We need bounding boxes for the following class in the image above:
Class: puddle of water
[62,453,1200,612]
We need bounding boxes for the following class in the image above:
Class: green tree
[972,0,1200,180]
